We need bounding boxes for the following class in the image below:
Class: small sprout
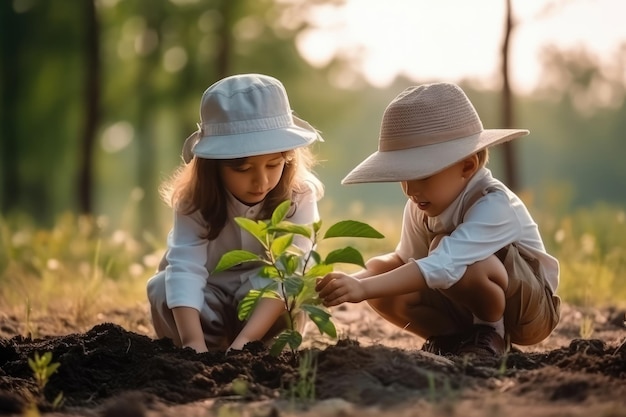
[28,352,60,391]
[28,352,64,410]
[288,350,317,403]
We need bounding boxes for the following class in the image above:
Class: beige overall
[422,187,561,346]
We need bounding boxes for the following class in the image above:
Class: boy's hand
[316,272,367,307]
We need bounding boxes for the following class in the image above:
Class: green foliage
[534,200,626,307]
[3,0,626,234]
[214,200,384,355]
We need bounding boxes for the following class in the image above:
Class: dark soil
[0,303,625,417]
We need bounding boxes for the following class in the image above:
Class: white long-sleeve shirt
[162,186,320,311]
[395,168,559,293]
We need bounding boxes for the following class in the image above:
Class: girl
[148,74,324,353]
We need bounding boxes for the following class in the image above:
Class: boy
[316,82,560,357]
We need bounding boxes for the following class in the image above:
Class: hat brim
[342,129,529,184]
[181,116,320,162]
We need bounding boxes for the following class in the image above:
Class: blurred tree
[0,1,21,214]
[523,44,626,209]
[4,0,624,232]
[94,0,348,234]
[77,0,101,215]
[0,1,83,223]
[500,0,519,191]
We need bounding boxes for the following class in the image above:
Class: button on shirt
[395,168,559,293]
[163,186,320,312]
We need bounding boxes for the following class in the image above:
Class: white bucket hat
[342,82,529,184]
[182,73,322,162]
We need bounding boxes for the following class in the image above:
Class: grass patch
[0,212,162,332]
[1,201,624,338]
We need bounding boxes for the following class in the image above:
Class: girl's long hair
[159,146,323,240]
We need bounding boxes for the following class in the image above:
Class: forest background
[1,0,625,318]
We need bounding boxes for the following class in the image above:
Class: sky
[296,0,626,93]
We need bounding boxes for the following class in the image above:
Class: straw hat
[182,74,321,162]
[342,82,529,184]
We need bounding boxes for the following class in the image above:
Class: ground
[0,301,625,417]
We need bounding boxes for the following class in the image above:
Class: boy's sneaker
[457,324,506,358]
[421,332,468,356]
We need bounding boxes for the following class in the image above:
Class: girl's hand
[316,272,367,307]
[184,339,208,353]
[172,307,209,353]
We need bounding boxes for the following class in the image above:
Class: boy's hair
[160,147,323,240]
[477,148,489,168]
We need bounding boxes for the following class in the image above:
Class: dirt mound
[0,304,625,416]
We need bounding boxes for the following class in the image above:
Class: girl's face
[400,157,477,217]
[219,152,286,205]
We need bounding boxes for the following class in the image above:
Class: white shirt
[163,185,320,311]
[395,168,559,293]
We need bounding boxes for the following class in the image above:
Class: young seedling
[28,352,64,410]
[214,199,384,356]
[287,350,317,404]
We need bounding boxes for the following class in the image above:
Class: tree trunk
[216,0,236,78]
[501,0,519,191]
[0,3,21,214]
[77,0,100,214]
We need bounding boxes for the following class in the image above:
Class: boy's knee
[367,293,421,316]
[366,298,387,312]
[461,255,508,292]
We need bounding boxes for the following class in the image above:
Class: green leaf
[270,330,302,356]
[271,233,293,258]
[277,253,300,276]
[294,276,321,307]
[33,352,51,367]
[323,220,384,239]
[261,290,281,300]
[271,200,292,225]
[234,218,268,245]
[309,250,321,265]
[52,392,64,409]
[27,358,36,372]
[45,362,60,378]
[259,265,280,278]
[313,220,322,234]
[283,276,304,298]
[269,222,312,239]
[302,305,337,338]
[237,289,263,321]
[324,246,365,267]
[286,245,305,257]
[213,250,262,273]
[237,288,280,321]
[304,263,333,278]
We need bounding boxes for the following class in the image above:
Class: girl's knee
[147,271,166,304]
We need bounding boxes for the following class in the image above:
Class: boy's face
[219,152,286,205]
[400,158,474,217]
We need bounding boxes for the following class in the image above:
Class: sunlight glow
[163,46,188,73]
[101,122,134,153]
[298,0,626,93]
